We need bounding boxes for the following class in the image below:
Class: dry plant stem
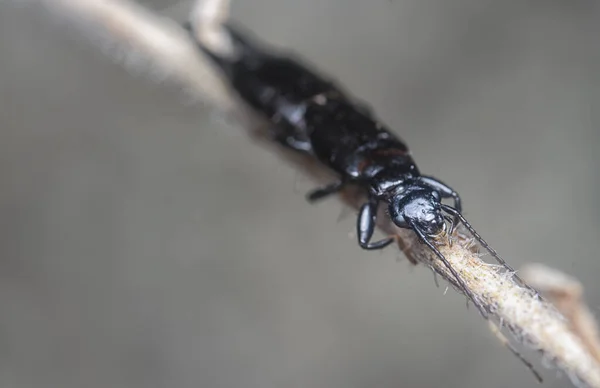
[32,0,236,112]
[521,264,600,364]
[19,0,600,386]
[420,238,600,387]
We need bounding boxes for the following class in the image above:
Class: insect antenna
[488,322,544,382]
[411,224,489,319]
[439,205,545,381]
[440,204,537,293]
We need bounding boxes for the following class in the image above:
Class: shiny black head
[388,183,445,236]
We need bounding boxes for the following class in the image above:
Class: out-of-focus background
[0,0,598,387]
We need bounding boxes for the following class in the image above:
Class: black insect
[185,22,529,317]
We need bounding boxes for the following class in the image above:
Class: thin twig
[31,0,236,111]
[15,0,600,386]
[521,264,600,364]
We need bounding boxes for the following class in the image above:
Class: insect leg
[357,197,395,250]
[307,181,346,202]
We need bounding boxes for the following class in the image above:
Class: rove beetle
[185,21,531,318]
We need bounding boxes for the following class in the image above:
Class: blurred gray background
[0,0,598,387]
